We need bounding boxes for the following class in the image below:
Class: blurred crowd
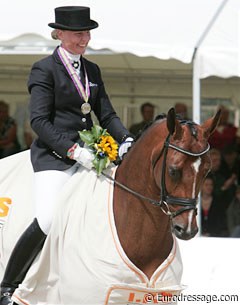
[201,105,240,238]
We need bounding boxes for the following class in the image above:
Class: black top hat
[48,6,98,31]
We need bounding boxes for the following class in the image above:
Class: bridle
[158,134,210,217]
[103,133,210,218]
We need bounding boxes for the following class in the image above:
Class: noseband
[103,133,210,218]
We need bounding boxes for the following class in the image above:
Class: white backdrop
[179,237,240,304]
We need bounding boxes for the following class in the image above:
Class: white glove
[72,144,94,170]
[118,137,134,160]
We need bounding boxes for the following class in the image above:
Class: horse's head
[152,108,221,240]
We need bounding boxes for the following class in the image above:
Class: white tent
[0,0,240,122]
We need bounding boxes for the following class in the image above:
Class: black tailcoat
[28,47,130,172]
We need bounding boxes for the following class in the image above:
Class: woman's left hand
[118,137,134,160]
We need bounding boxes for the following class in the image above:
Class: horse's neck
[113,145,173,279]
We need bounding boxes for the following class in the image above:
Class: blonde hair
[51,29,59,40]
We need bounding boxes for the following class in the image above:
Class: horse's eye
[169,166,182,181]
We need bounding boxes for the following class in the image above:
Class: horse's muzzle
[172,224,198,240]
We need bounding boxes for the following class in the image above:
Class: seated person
[201,175,228,237]
[209,105,238,150]
[0,101,20,158]
[174,102,190,120]
[129,102,155,136]
[227,185,240,237]
[209,148,235,201]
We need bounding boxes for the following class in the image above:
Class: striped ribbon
[57,47,90,103]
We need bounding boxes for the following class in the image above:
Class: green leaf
[91,125,104,140]
[102,129,109,136]
[93,156,108,175]
[79,130,95,145]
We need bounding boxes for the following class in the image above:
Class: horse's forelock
[179,120,198,139]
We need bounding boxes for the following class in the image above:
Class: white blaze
[187,157,201,232]
[191,157,201,198]
[187,210,195,233]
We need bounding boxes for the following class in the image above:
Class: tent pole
[192,51,201,124]
[192,0,229,235]
[192,0,229,122]
[193,0,229,52]
[192,50,202,236]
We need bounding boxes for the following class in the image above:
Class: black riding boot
[0,218,46,305]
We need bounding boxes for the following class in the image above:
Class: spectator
[209,105,238,150]
[201,175,228,237]
[209,148,232,199]
[227,185,240,237]
[218,145,239,207]
[0,101,20,158]
[129,102,155,136]
[209,147,239,217]
[174,102,190,120]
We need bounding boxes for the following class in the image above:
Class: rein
[103,133,210,218]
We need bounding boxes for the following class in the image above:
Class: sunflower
[97,135,118,161]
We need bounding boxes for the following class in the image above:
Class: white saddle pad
[0,151,184,305]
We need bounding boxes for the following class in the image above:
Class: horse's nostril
[174,225,184,234]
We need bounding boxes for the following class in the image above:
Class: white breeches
[33,163,79,234]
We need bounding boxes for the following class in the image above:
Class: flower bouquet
[79,125,118,175]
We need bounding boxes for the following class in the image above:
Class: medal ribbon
[57,47,90,103]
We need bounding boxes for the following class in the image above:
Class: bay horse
[2,108,221,305]
[112,107,220,280]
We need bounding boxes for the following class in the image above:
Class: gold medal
[81,102,91,115]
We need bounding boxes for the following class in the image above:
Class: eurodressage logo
[0,197,12,228]
[126,291,178,304]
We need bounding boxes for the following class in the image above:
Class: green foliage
[79,125,117,175]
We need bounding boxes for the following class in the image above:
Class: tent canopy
[0,0,239,79]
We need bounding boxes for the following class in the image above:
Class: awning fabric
[0,0,239,78]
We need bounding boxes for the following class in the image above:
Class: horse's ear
[167,108,176,134]
[201,109,222,139]
[167,108,183,139]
